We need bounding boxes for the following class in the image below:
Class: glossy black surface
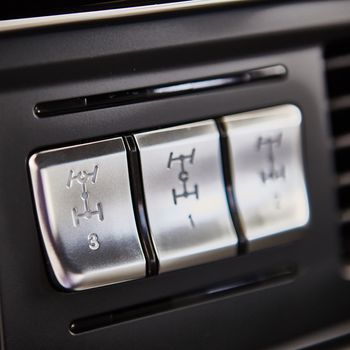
[34,65,286,118]
[0,0,184,20]
[124,135,159,276]
[71,265,296,333]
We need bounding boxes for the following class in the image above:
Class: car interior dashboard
[2,1,350,349]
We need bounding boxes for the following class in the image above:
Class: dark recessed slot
[331,109,350,136]
[327,67,350,98]
[342,222,350,257]
[35,65,287,118]
[325,41,350,59]
[335,147,350,173]
[338,186,350,209]
[70,265,296,334]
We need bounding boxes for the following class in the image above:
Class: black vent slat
[327,54,350,71]
[330,95,350,111]
[338,186,350,209]
[341,210,350,224]
[335,147,350,173]
[334,134,350,149]
[338,172,350,187]
[341,221,350,255]
[325,39,350,261]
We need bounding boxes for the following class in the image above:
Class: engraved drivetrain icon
[67,165,104,226]
[257,133,286,183]
[167,148,199,205]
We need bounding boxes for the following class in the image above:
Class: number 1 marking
[188,214,195,228]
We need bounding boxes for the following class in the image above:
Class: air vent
[325,39,350,271]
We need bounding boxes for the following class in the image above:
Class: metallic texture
[0,0,256,33]
[222,105,310,251]
[134,120,238,273]
[29,138,146,290]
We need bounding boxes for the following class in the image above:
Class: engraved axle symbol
[67,165,104,226]
[257,133,285,183]
[167,148,199,205]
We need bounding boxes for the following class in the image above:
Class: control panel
[29,104,310,291]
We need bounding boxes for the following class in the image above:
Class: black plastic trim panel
[34,65,286,117]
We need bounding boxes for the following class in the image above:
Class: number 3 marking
[88,233,100,251]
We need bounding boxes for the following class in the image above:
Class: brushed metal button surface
[29,138,146,290]
[134,120,238,273]
[222,105,310,251]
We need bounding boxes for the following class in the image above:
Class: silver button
[222,105,310,251]
[134,120,238,273]
[29,138,146,290]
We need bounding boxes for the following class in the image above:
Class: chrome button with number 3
[29,138,146,290]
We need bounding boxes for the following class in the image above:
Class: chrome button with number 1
[134,120,238,273]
